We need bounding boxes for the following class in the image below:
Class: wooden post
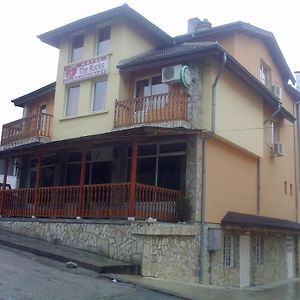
[129,141,138,218]
[33,155,41,217]
[77,150,87,218]
[0,158,9,216]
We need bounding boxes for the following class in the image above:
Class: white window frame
[70,34,84,63]
[223,235,234,267]
[256,236,264,265]
[65,85,80,117]
[92,80,107,112]
[260,62,271,87]
[96,26,111,56]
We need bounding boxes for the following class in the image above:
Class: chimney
[188,18,212,33]
[295,71,300,91]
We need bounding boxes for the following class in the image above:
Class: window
[97,26,111,55]
[223,235,234,267]
[256,236,264,265]
[269,120,279,145]
[135,75,168,98]
[92,80,107,111]
[66,86,80,117]
[71,35,84,62]
[260,62,271,87]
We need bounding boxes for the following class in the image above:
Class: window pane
[93,81,107,111]
[66,86,80,117]
[136,157,156,185]
[71,35,84,62]
[138,144,157,156]
[151,75,168,95]
[136,79,149,97]
[97,27,110,55]
[66,164,81,185]
[157,156,185,190]
[160,143,186,153]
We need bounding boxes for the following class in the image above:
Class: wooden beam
[77,150,87,218]
[129,141,138,217]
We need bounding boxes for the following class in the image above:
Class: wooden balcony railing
[1,113,52,146]
[114,91,188,128]
[0,183,181,222]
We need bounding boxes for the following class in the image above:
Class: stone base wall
[204,223,299,287]
[0,219,199,283]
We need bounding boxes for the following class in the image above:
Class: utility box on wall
[208,228,222,251]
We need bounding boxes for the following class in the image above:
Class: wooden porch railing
[114,91,188,128]
[0,183,180,222]
[1,113,53,146]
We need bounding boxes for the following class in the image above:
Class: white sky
[1,0,300,131]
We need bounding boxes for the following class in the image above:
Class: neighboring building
[1,4,300,287]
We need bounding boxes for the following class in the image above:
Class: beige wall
[205,138,257,223]
[51,20,156,141]
[202,64,264,157]
[218,32,295,113]
[260,106,297,221]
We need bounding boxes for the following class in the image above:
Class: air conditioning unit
[162,65,182,83]
[272,142,284,156]
[271,84,282,100]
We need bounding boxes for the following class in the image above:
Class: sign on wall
[63,55,109,84]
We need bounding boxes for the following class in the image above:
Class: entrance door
[239,235,250,287]
[286,236,294,279]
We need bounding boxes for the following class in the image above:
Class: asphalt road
[0,245,181,300]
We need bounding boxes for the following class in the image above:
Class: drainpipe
[293,101,300,222]
[199,52,227,283]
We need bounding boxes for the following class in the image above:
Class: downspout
[199,52,227,283]
[293,101,300,222]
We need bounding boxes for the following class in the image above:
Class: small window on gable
[97,26,111,55]
[260,62,271,87]
[71,35,84,62]
[269,120,279,145]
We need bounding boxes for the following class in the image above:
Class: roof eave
[12,82,56,108]
[38,5,172,48]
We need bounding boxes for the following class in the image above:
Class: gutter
[199,52,227,283]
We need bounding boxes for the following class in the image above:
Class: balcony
[114,91,188,128]
[1,113,53,148]
[0,183,180,222]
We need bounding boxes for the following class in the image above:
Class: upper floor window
[71,35,84,62]
[269,120,279,145]
[92,80,107,111]
[260,62,271,87]
[97,26,110,55]
[66,85,80,117]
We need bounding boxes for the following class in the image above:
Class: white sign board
[64,55,109,84]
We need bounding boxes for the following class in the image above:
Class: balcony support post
[0,158,9,216]
[129,141,138,218]
[32,155,41,218]
[77,150,87,218]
